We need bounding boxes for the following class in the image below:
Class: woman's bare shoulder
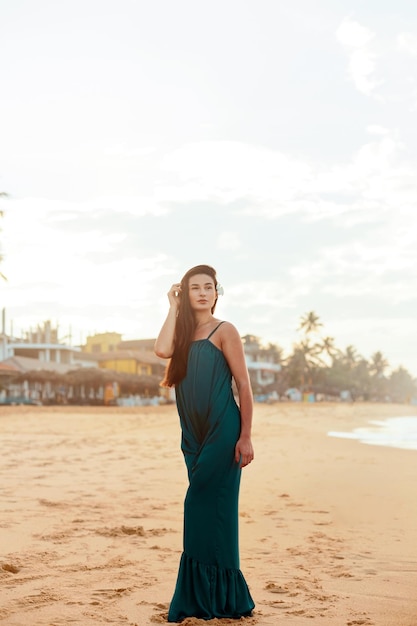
[219,320,237,332]
[218,321,242,342]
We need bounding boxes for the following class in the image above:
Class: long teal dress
[167,323,255,622]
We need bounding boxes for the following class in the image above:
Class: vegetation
[247,311,416,403]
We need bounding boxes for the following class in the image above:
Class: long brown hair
[161,264,218,387]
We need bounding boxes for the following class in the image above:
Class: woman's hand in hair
[154,283,181,359]
[168,283,182,310]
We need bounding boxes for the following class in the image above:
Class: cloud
[157,130,417,234]
[366,125,390,136]
[289,234,417,306]
[324,316,417,371]
[103,144,157,158]
[217,231,242,252]
[2,196,173,336]
[3,249,172,339]
[336,18,375,48]
[398,32,417,56]
[336,18,380,97]
[161,141,311,207]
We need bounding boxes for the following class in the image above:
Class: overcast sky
[1,0,416,375]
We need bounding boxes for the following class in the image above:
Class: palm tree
[285,346,308,389]
[388,366,417,403]
[350,358,371,399]
[264,342,284,364]
[367,351,389,401]
[342,345,359,368]
[369,351,389,378]
[316,335,338,366]
[287,339,321,391]
[298,311,323,336]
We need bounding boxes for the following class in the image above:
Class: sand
[1,402,417,626]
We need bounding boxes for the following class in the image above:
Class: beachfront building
[0,318,102,404]
[241,334,282,398]
[98,349,165,378]
[1,323,283,404]
[85,332,282,398]
[0,319,83,366]
[82,332,122,355]
[0,361,20,399]
[0,316,102,367]
[82,332,167,404]
[80,332,165,378]
[0,321,166,404]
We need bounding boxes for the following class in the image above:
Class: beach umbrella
[118,373,161,395]
[65,367,117,386]
[12,369,66,384]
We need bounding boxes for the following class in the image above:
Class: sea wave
[328,416,417,451]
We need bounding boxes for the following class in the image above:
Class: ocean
[328,416,417,451]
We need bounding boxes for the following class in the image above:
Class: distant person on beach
[154,264,255,622]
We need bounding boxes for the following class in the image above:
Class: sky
[1,0,416,376]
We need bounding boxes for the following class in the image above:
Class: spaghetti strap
[207,321,225,340]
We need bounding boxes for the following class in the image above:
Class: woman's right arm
[154,283,181,358]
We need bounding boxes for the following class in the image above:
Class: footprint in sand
[38,498,66,507]
[1,563,21,574]
[265,581,290,594]
[150,614,169,624]
[327,566,354,578]
[149,602,169,623]
[91,586,131,604]
[95,525,174,538]
[96,525,147,537]
[286,501,304,508]
[15,590,61,609]
[265,599,293,609]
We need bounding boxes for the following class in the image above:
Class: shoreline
[1,402,417,625]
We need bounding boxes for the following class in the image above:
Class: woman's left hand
[235,437,254,468]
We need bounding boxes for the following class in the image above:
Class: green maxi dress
[167,322,255,622]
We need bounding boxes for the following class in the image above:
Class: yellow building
[83,332,122,355]
[82,333,168,397]
[98,349,165,377]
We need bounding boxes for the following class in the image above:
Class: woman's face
[187,273,217,312]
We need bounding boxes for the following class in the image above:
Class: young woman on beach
[154,264,255,623]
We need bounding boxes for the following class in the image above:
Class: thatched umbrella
[9,367,162,404]
[118,373,161,396]
[12,369,66,384]
[65,369,161,395]
[65,367,118,387]
[9,369,67,404]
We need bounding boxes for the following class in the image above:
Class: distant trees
[242,311,416,402]
[277,311,416,402]
[298,310,323,336]
[388,366,416,403]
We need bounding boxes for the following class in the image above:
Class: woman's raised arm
[154,283,181,358]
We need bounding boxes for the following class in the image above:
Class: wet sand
[1,402,417,626]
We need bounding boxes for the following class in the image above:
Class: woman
[154,264,255,623]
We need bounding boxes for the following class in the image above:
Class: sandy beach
[1,402,417,626]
